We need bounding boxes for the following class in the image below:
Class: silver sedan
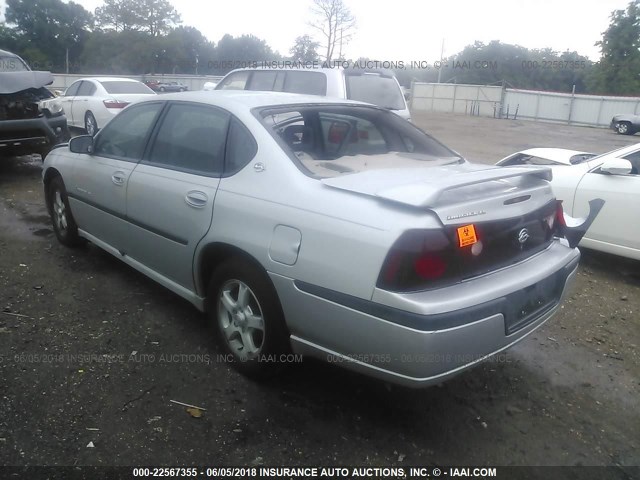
[42,91,602,387]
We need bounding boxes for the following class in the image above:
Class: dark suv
[0,48,70,158]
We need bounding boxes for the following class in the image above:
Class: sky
[0,0,634,61]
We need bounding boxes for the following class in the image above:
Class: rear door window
[64,81,82,97]
[146,103,230,176]
[76,81,96,96]
[283,71,327,95]
[247,71,279,91]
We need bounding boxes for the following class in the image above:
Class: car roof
[152,90,371,109]
[222,66,398,78]
[76,77,143,83]
[515,148,594,164]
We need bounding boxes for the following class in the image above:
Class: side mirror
[69,135,94,154]
[600,158,632,175]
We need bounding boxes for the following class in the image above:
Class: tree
[589,0,640,94]
[209,34,280,74]
[289,34,320,62]
[5,0,93,71]
[95,0,180,36]
[138,0,181,36]
[309,0,355,62]
[95,0,144,32]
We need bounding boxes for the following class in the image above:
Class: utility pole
[437,38,444,84]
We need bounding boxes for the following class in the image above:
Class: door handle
[185,190,208,208]
[111,171,126,186]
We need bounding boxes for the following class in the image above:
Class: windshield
[345,73,406,110]
[260,105,461,178]
[0,55,30,72]
[100,81,155,94]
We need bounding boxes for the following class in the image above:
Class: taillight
[377,229,454,291]
[103,99,129,109]
[415,253,447,279]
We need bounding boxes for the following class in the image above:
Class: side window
[93,102,163,161]
[283,72,327,95]
[622,151,640,175]
[147,103,230,176]
[224,118,257,175]
[247,71,278,91]
[64,81,81,97]
[76,81,96,96]
[218,71,250,90]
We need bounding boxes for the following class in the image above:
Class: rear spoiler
[375,166,552,208]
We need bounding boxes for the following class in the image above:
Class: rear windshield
[100,81,155,94]
[0,55,30,72]
[346,73,406,110]
[259,105,461,178]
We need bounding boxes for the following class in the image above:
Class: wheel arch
[196,242,273,309]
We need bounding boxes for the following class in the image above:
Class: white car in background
[59,77,156,135]
[497,148,596,167]
[516,144,640,260]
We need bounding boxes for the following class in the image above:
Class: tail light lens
[103,99,129,109]
[377,229,455,292]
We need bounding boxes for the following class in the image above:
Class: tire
[85,111,98,137]
[48,176,84,247]
[616,122,633,135]
[159,86,165,92]
[207,257,290,378]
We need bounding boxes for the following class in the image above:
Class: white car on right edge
[522,144,640,260]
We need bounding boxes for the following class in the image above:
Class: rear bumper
[0,114,70,153]
[271,242,580,387]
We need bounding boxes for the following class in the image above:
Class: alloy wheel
[217,279,266,360]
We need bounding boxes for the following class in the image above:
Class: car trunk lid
[323,163,564,288]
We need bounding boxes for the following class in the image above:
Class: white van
[215,67,411,121]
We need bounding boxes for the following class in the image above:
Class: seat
[283,124,314,153]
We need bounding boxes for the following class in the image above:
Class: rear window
[260,105,461,178]
[100,81,155,94]
[345,73,406,110]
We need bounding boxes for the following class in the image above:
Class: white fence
[50,74,224,92]
[503,89,640,127]
[410,83,503,118]
[410,82,640,127]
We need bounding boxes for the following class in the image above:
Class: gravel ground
[0,115,639,474]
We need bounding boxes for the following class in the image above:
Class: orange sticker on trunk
[457,224,478,247]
